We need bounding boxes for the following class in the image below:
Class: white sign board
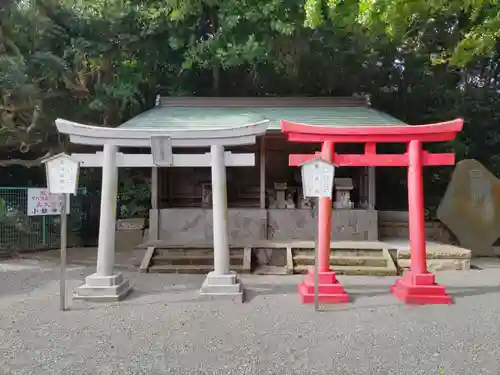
[27,188,70,216]
[301,158,335,198]
[44,153,80,195]
[150,136,173,166]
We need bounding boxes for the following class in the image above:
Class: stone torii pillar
[210,145,230,275]
[55,119,268,302]
[95,144,119,278]
[199,144,242,299]
[75,142,129,302]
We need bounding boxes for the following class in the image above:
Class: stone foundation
[73,273,132,301]
[157,208,266,245]
[267,209,378,241]
[115,218,146,253]
[378,211,456,244]
[155,208,378,246]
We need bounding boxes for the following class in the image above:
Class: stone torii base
[199,272,243,302]
[73,273,132,302]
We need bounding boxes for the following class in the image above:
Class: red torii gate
[281,118,464,305]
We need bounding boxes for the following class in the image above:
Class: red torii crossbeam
[281,118,464,305]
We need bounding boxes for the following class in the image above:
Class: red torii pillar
[281,118,463,305]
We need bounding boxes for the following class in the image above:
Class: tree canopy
[304,0,500,66]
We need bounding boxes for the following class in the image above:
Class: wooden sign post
[43,153,80,311]
[300,157,335,311]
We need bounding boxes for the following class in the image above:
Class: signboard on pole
[301,158,335,199]
[44,153,80,195]
[301,157,335,312]
[43,153,80,312]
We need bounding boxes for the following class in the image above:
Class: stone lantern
[333,177,354,209]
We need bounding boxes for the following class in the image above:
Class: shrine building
[125,96,399,246]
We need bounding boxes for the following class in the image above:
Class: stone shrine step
[147,247,251,274]
[292,247,398,276]
[293,254,389,268]
[140,241,399,276]
[148,264,246,274]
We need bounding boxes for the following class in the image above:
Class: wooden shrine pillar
[259,136,266,209]
[150,166,159,241]
[368,167,376,209]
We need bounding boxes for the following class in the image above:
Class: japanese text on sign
[46,155,79,195]
[27,188,70,216]
[301,159,335,199]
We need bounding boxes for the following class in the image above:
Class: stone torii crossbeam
[55,118,268,302]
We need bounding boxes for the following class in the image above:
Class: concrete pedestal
[390,272,451,304]
[199,271,244,303]
[73,273,132,302]
[298,269,349,304]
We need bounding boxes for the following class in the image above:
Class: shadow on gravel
[244,283,298,302]
[0,265,89,298]
[448,285,500,298]
[62,283,500,314]
[243,283,500,304]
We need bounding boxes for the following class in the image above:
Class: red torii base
[297,141,350,303]
[282,118,464,305]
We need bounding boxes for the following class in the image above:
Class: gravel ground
[0,259,499,375]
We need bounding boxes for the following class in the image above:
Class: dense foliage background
[1,0,500,212]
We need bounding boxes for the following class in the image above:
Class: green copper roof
[119,106,406,130]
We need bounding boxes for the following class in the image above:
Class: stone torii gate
[281,118,463,305]
[55,118,268,302]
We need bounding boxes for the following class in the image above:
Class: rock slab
[437,159,500,250]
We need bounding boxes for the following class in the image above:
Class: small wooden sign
[301,158,335,199]
[150,136,173,166]
[43,153,80,195]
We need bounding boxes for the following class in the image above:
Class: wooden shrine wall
[157,135,363,209]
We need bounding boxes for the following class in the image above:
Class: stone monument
[201,183,212,208]
[437,159,500,254]
[274,182,288,209]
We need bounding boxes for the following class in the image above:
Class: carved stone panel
[201,183,212,208]
[331,209,378,241]
[159,208,378,245]
[159,209,209,245]
[268,208,378,241]
[226,209,267,245]
[267,209,316,241]
[437,159,500,249]
[159,208,267,245]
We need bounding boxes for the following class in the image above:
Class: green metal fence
[0,187,85,252]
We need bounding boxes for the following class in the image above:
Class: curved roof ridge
[159,96,369,108]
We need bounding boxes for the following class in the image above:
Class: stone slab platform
[383,239,472,272]
[138,239,398,250]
